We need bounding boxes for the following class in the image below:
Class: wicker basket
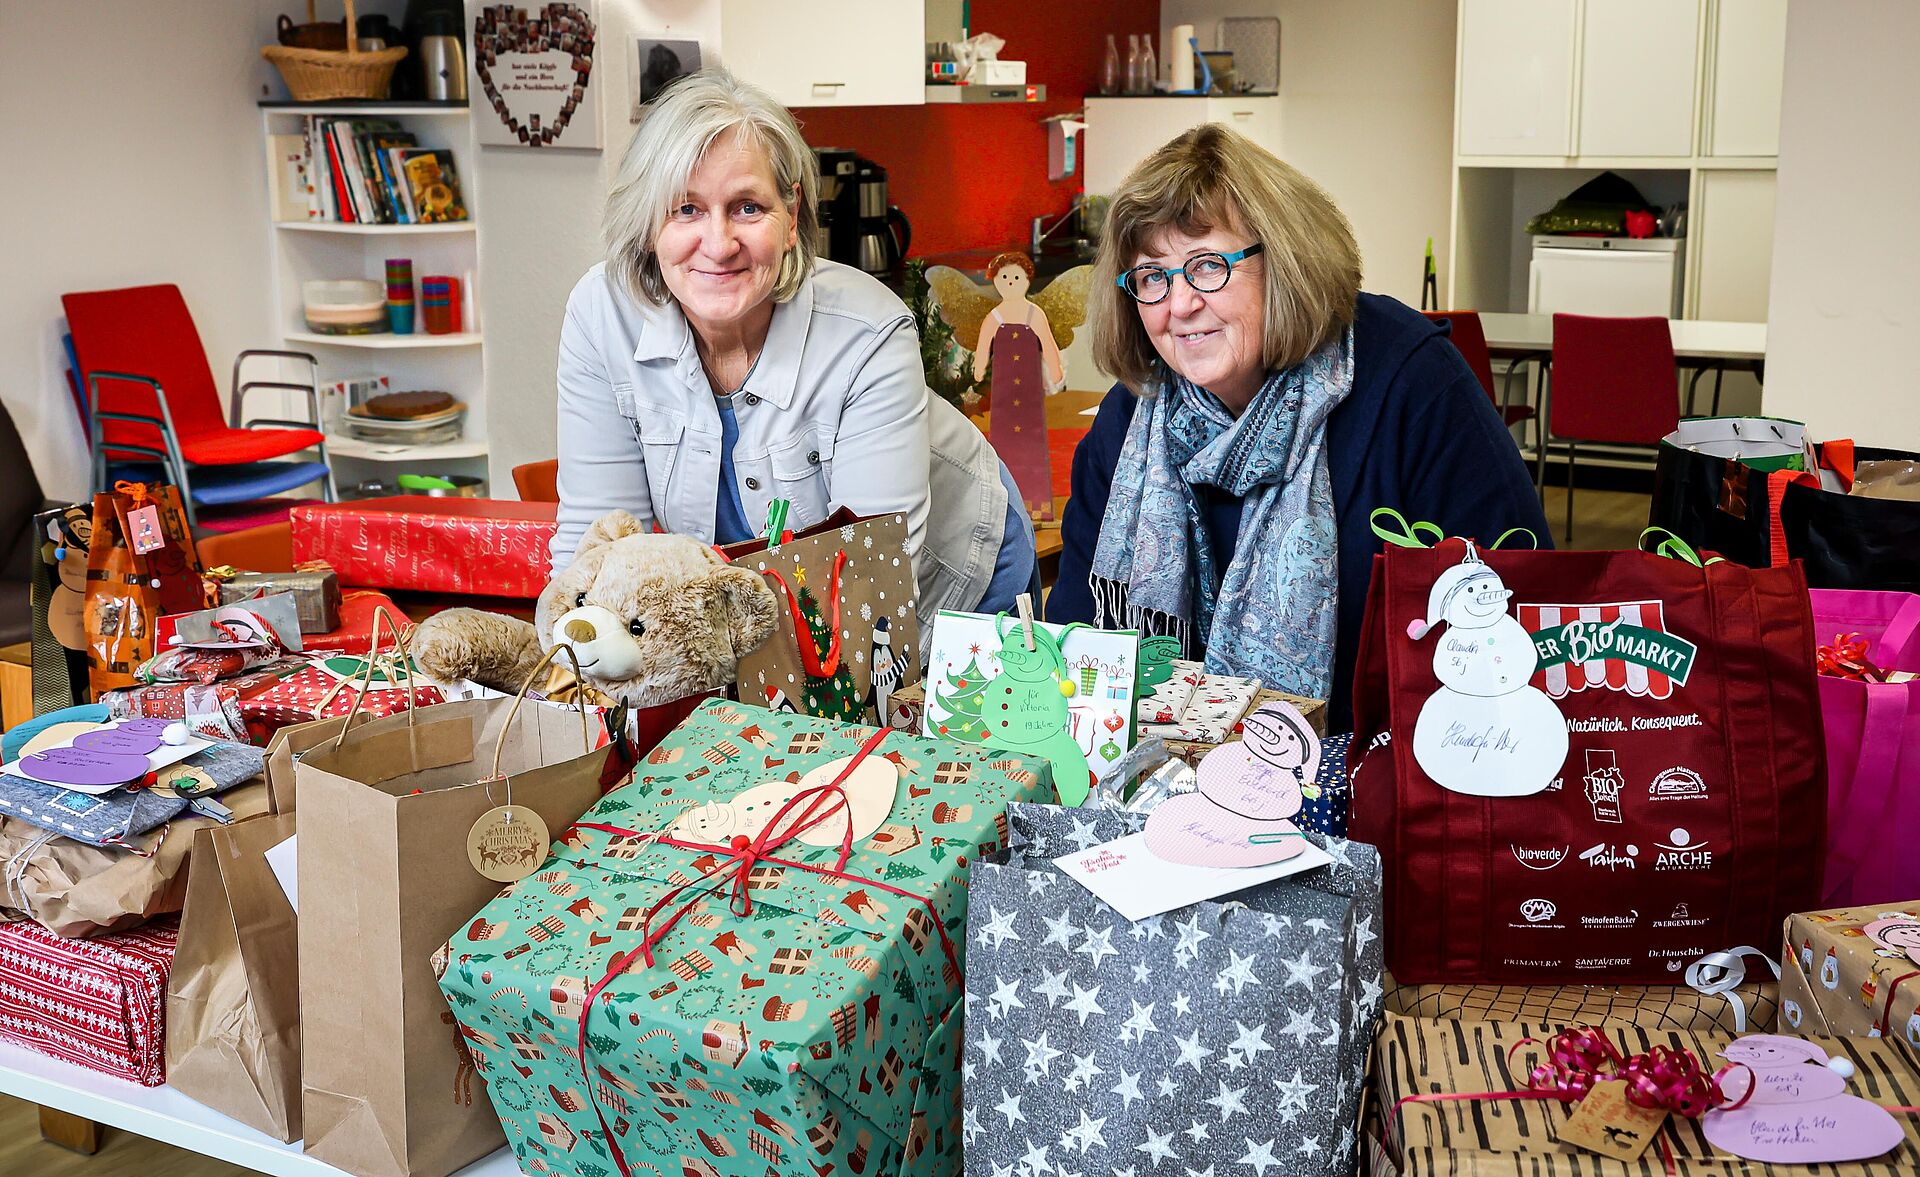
[262,0,408,102]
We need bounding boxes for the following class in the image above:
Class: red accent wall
[793,0,1161,256]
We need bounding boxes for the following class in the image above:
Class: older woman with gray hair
[1047,123,1546,730]
[553,69,1034,616]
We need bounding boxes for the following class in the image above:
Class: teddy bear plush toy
[410,511,779,707]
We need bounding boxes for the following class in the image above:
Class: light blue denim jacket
[552,259,1008,614]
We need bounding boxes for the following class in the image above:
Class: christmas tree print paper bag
[435,699,1053,1177]
[723,510,921,725]
[923,610,1141,796]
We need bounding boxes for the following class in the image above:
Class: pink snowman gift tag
[1701,1034,1906,1163]
[1144,700,1319,868]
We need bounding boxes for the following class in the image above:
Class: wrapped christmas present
[435,699,1053,1177]
[1163,686,1327,765]
[963,802,1385,1177]
[291,496,558,598]
[0,782,271,938]
[1383,944,1780,1036]
[205,562,342,633]
[104,651,443,744]
[0,916,177,1085]
[303,589,410,653]
[1781,902,1920,1042]
[1374,1013,1920,1176]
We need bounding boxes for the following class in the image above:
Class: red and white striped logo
[1517,600,1696,700]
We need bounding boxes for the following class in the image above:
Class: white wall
[1160,0,1459,308]
[477,0,721,490]
[0,1,295,499]
[1762,0,1920,445]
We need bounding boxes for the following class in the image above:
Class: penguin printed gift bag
[721,509,921,726]
[1350,529,1828,986]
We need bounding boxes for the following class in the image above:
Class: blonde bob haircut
[604,68,819,308]
[1090,123,1361,394]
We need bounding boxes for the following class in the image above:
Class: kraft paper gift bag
[294,638,610,1177]
[166,812,303,1142]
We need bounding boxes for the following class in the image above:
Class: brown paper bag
[723,507,923,723]
[294,655,610,1177]
[84,490,160,695]
[0,782,271,938]
[263,712,370,815]
[166,812,302,1142]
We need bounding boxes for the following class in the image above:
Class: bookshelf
[260,102,488,494]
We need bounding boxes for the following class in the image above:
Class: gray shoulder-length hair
[604,68,819,307]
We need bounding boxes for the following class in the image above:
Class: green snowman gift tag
[978,606,1094,806]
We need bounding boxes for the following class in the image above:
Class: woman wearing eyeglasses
[1047,124,1546,731]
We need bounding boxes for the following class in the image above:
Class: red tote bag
[1350,540,1827,985]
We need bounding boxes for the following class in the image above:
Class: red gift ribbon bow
[764,550,849,678]
[564,726,961,1177]
[1818,632,1887,682]
[1390,1027,1754,1175]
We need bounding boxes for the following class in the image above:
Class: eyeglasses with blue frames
[1116,243,1265,304]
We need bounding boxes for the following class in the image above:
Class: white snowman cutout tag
[1407,543,1568,797]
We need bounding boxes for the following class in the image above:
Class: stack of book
[273,117,469,225]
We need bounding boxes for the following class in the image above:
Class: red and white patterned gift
[0,916,177,1085]
[290,497,558,598]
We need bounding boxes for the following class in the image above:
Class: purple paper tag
[17,746,151,788]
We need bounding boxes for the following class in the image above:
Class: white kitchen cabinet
[1706,0,1787,157]
[1578,0,1699,157]
[720,0,923,108]
[1692,169,1776,322]
[1083,97,1281,197]
[1456,0,1576,157]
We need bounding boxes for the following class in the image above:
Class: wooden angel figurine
[926,254,1091,522]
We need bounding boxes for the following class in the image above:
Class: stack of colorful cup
[420,275,462,335]
[385,258,415,334]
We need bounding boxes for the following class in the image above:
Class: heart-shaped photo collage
[473,3,598,148]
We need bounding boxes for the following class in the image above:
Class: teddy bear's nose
[564,619,598,643]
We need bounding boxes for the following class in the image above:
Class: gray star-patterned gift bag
[962,803,1384,1177]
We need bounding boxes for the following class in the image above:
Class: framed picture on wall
[472,2,603,150]
[632,38,702,120]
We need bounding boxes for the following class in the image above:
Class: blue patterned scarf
[1089,329,1353,696]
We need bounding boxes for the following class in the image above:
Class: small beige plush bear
[411,510,779,706]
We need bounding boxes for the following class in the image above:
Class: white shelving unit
[260,101,489,493]
[0,1038,516,1177]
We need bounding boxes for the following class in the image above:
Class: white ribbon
[1686,945,1783,1033]
[3,830,59,922]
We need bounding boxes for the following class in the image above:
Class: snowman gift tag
[670,755,899,848]
[1407,543,1568,797]
[1145,701,1318,867]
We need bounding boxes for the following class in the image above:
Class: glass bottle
[1100,34,1121,96]
[1140,34,1157,94]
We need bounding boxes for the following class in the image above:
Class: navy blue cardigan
[1046,292,1551,732]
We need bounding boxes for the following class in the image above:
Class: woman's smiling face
[654,128,796,336]
[1132,218,1267,412]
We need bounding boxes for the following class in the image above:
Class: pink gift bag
[1811,588,1920,907]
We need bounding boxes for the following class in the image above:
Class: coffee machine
[814,149,910,274]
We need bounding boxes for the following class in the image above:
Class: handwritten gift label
[1701,1034,1906,1164]
[1056,832,1332,922]
[1407,551,1568,797]
[1558,1080,1665,1161]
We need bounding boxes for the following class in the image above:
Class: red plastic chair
[61,284,334,529]
[1543,314,1680,540]
[1423,310,1543,447]
[512,459,560,502]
